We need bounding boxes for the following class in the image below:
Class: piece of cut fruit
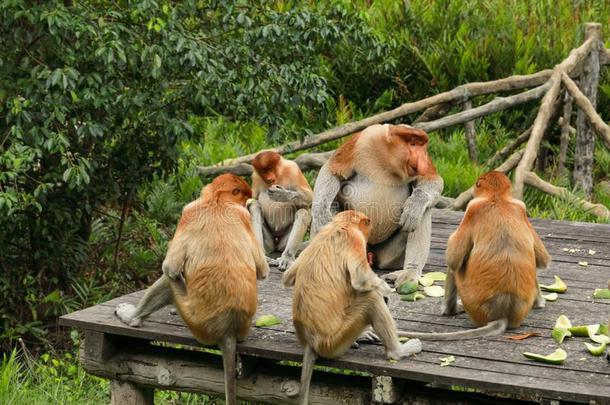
[542,293,558,301]
[584,342,607,356]
[522,348,567,365]
[554,315,572,330]
[255,314,281,327]
[424,272,447,281]
[418,276,434,287]
[400,292,425,302]
[423,285,445,297]
[551,328,571,344]
[599,324,608,336]
[396,281,419,295]
[569,324,600,337]
[539,275,567,293]
[590,334,610,344]
[593,288,610,299]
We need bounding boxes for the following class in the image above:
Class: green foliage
[0,0,394,347]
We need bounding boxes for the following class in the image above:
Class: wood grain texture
[61,210,610,404]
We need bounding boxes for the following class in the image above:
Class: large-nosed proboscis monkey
[399,171,550,340]
[249,151,313,271]
[120,174,268,404]
[282,210,422,404]
[311,124,443,286]
[115,174,269,338]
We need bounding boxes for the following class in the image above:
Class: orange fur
[447,171,549,328]
[328,132,362,179]
[167,173,267,343]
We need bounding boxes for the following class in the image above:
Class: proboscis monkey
[399,171,550,340]
[282,210,422,404]
[114,174,268,336]
[311,124,443,287]
[249,151,313,270]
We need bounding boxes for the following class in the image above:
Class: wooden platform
[60,209,610,404]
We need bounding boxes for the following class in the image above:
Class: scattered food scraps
[578,261,588,267]
[439,355,455,367]
[508,332,541,340]
[522,348,567,365]
[255,314,282,327]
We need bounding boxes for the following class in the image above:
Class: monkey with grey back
[311,124,443,287]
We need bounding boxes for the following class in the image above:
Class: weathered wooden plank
[82,343,372,405]
[110,380,153,405]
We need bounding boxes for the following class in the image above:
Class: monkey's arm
[348,255,394,296]
[250,231,270,280]
[445,220,474,273]
[162,237,187,280]
[525,218,550,269]
[311,163,342,235]
[282,263,297,287]
[400,175,444,232]
[267,185,313,209]
[277,208,311,271]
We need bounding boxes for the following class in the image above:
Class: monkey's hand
[276,254,295,272]
[267,185,298,203]
[399,197,428,232]
[115,303,143,327]
[382,268,420,286]
[377,279,394,297]
[162,261,183,281]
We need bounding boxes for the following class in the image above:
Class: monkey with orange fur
[249,151,313,270]
[283,210,422,404]
[399,171,550,340]
[118,174,268,404]
[311,124,443,287]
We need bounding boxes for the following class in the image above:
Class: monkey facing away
[115,175,268,367]
[311,124,443,287]
[122,174,268,404]
[283,210,422,404]
[249,151,313,271]
[399,171,550,340]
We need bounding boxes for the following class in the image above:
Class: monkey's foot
[388,339,422,360]
[533,293,546,309]
[441,300,464,316]
[382,269,420,286]
[357,329,380,344]
[114,303,143,327]
[276,255,295,272]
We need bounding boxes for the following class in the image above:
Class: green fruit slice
[593,288,610,299]
[400,292,425,302]
[569,324,600,337]
[584,342,607,356]
[418,276,434,287]
[590,334,610,344]
[423,285,445,297]
[542,293,558,301]
[255,314,281,327]
[522,348,567,365]
[424,272,447,281]
[554,315,572,330]
[599,324,608,336]
[396,281,419,295]
[551,328,571,344]
[539,275,567,293]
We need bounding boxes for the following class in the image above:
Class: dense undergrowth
[1,0,610,403]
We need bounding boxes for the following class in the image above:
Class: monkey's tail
[398,318,508,341]
[218,335,238,405]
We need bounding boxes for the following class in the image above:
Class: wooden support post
[110,380,154,405]
[372,376,405,404]
[462,100,478,162]
[573,22,602,197]
[557,93,574,176]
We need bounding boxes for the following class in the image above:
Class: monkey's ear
[390,125,429,145]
